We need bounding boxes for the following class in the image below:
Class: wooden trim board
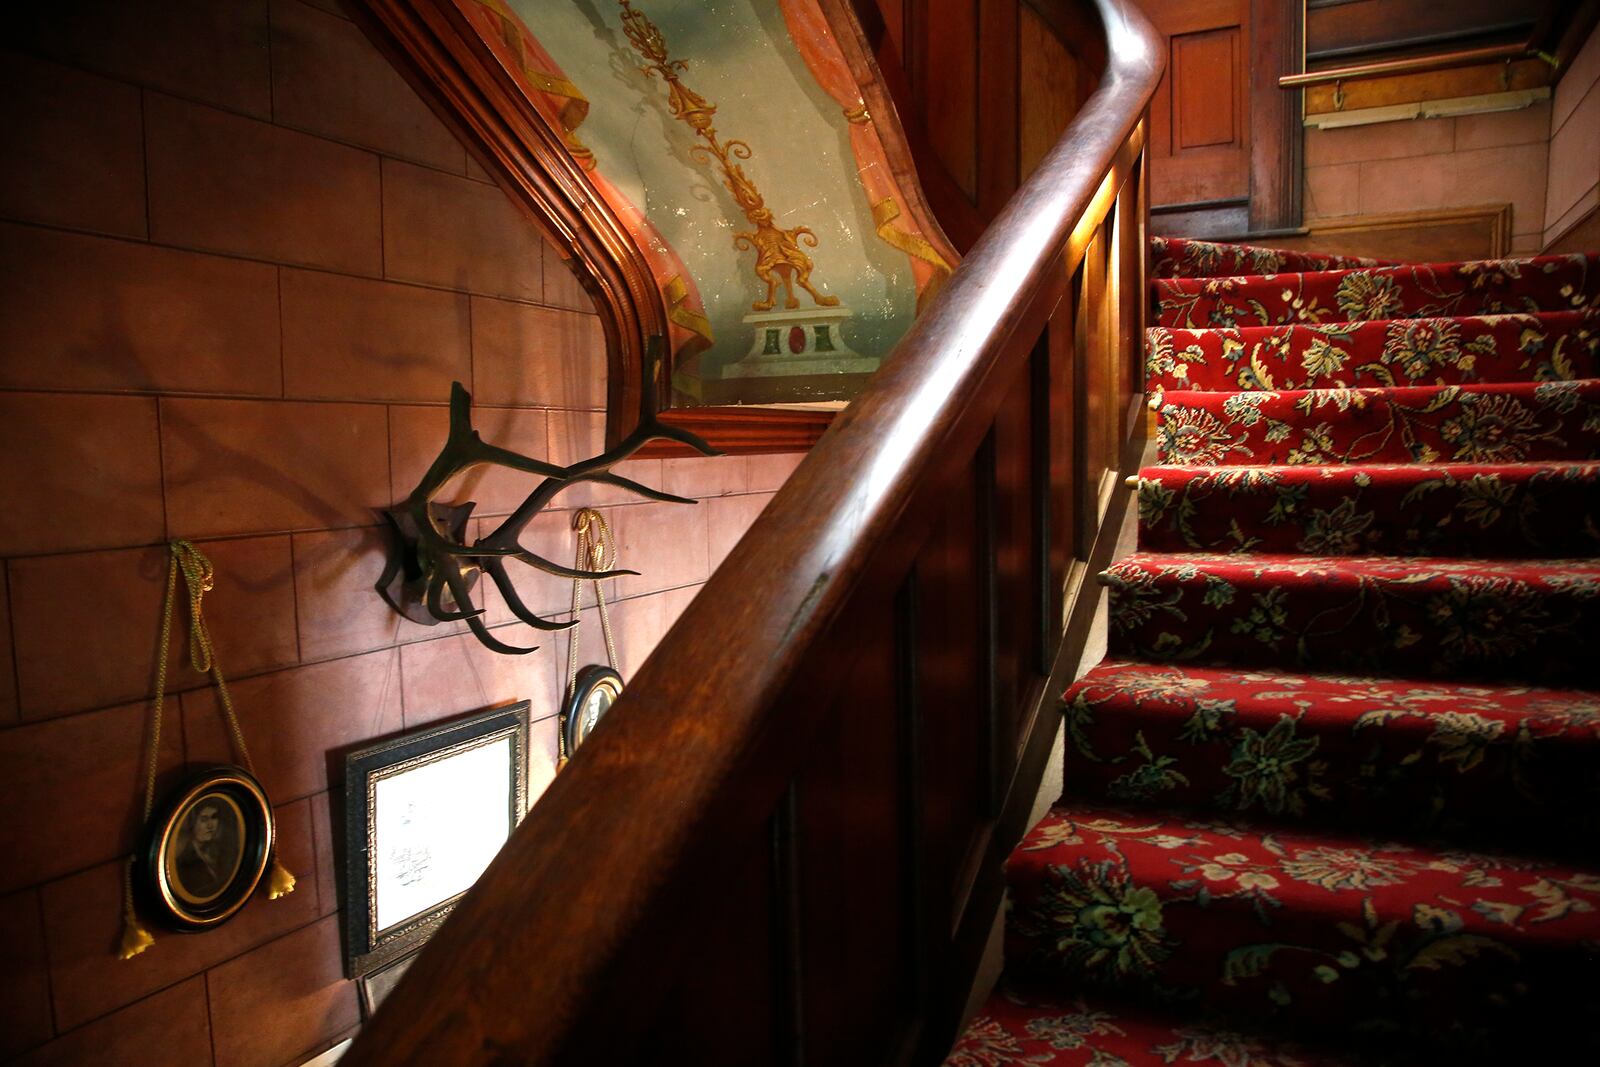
[1263,203,1512,262]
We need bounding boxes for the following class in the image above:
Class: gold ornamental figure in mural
[617,0,840,313]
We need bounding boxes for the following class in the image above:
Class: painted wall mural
[460,0,957,406]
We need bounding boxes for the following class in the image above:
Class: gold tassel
[119,905,154,960]
[556,754,569,774]
[119,918,154,959]
[118,859,155,960]
[267,857,297,900]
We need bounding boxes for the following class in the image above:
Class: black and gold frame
[563,665,623,757]
[140,765,274,931]
[342,702,529,978]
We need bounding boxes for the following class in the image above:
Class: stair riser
[1137,464,1600,558]
[1156,381,1600,467]
[1147,312,1600,394]
[1003,808,1600,1054]
[1106,560,1600,684]
[1060,665,1600,845]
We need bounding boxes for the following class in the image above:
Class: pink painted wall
[1303,101,1552,254]
[1545,24,1600,247]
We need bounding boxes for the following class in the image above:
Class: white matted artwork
[297,1039,353,1067]
[342,702,529,979]
[372,735,513,933]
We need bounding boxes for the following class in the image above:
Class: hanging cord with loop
[559,509,619,769]
[119,541,296,960]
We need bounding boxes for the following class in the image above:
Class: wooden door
[1139,0,1301,236]
[1145,0,1251,206]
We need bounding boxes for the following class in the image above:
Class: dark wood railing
[342,1,1162,1062]
[1278,41,1541,89]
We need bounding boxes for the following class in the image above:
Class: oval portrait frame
[141,765,275,931]
[564,665,623,756]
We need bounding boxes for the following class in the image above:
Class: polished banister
[342,1,1163,1063]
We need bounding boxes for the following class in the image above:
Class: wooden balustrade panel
[916,472,989,917]
[1046,272,1082,572]
[988,353,1046,780]
[1115,169,1146,420]
[543,331,1067,1065]
[1074,229,1111,548]
[618,819,780,1065]
[789,590,910,1066]
[337,3,1162,1063]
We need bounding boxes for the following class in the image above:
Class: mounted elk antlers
[378,338,716,654]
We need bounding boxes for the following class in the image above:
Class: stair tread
[1154,379,1600,467]
[1105,553,1600,683]
[1155,252,1600,287]
[1000,803,1600,1052]
[1135,461,1600,558]
[1147,309,1600,393]
[949,985,1370,1065]
[1060,659,1600,840]
[1141,458,1600,476]
[1154,254,1600,329]
[1151,235,1394,280]
[1110,549,1600,578]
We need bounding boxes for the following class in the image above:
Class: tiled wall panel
[0,2,793,1061]
[1546,26,1600,247]
[1302,101,1553,251]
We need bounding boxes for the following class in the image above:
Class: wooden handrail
[1279,41,1540,89]
[342,1,1163,1063]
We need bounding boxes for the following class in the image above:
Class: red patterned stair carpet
[947,236,1600,1066]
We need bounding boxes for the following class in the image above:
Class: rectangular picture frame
[342,701,530,978]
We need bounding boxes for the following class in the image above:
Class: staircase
[947,236,1600,1064]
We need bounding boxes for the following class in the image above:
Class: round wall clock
[141,765,275,930]
[564,665,623,756]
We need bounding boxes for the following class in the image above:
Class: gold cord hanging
[559,509,619,770]
[120,541,296,960]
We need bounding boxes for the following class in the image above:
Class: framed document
[342,702,529,977]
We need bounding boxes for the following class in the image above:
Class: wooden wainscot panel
[1546,205,1600,256]
[1304,59,1554,118]
[1142,0,1251,208]
[1273,204,1513,263]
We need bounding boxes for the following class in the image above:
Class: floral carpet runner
[947,236,1600,1065]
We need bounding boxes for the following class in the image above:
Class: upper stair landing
[1155,253,1600,329]
[1151,236,1393,279]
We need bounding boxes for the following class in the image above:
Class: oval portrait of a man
[164,791,246,906]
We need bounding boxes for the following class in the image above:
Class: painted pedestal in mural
[725,307,875,380]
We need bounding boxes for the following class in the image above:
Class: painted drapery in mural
[458,0,957,406]
[774,0,953,311]
[462,0,716,364]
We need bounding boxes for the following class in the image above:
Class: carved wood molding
[645,407,837,457]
